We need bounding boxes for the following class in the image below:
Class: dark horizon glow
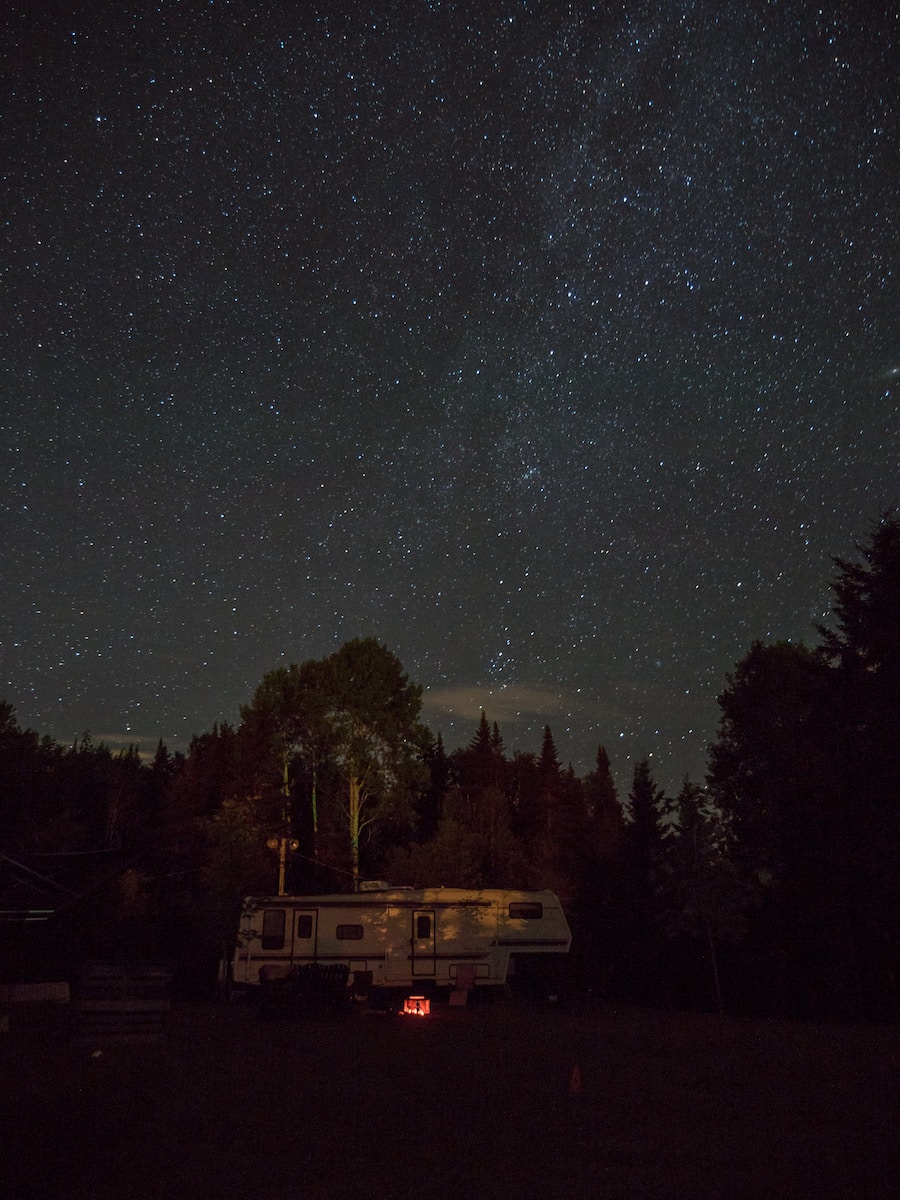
[2,2,897,792]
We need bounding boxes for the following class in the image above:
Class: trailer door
[293,908,317,963]
[411,909,436,976]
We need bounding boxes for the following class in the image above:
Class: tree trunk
[310,761,319,869]
[704,915,724,1014]
[349,774,362,892]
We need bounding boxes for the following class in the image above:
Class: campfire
[401,995,430,1016]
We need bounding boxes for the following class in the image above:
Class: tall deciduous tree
[236,641,426,892]
[241,657,332,876]
[317,638,426,890]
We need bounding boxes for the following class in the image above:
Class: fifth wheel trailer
[230,886,572,996]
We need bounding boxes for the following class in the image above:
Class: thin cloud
[90,734,160,761]
[423,684,567,726]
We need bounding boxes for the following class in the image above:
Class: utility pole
[266,836,299,896]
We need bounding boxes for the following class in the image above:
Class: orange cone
[568,1064,582,1093]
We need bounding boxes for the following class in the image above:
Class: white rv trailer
[231,886,571,995]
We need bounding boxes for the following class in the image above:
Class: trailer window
[416,915,431,939]
[261,909,286,949]
[296,914,313,939]
[336,924,363,940]
[509,902,543,920]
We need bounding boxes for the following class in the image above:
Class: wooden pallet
[72,961,173,1044]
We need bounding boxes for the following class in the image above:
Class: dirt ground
[1,993,898,1200]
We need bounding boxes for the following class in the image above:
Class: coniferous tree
[388,716,526,889]
[531,723,591,907]
[159,722,270,965]
[551,766,593,907]
[626,759,667,866]
[508,749,542,843]
[658,777,753,1012]
[435,714,528,886]
[620,758,668,1002]
[0,702,63,853]
[574,745,627,993]
[533,724,562,855]
[538,723,561,786]
[583,745,625,862]
[707,641,836,1014]
[708,641,829,884]
[417,730,450,842]
[817,513,900,827]
[815,513,900,1016]
[454,711,506,797]
[706,516,900,1016]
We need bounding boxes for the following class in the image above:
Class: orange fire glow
[402,995,430,1016]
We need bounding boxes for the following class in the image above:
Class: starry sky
[2,1,898,792]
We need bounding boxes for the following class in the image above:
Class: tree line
[1,514,897,1019]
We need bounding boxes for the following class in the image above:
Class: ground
[1,993,898,1199]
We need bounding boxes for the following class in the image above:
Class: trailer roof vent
[359,880,391,892]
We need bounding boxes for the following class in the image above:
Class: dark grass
[2,995,898,1199]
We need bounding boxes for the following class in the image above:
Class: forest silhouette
[2,514,897,1020]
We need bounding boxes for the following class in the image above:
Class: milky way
[2,2,897,789]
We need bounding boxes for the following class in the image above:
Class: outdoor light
[402,995,430,1016]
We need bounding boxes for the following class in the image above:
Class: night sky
[2,2,897,791]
